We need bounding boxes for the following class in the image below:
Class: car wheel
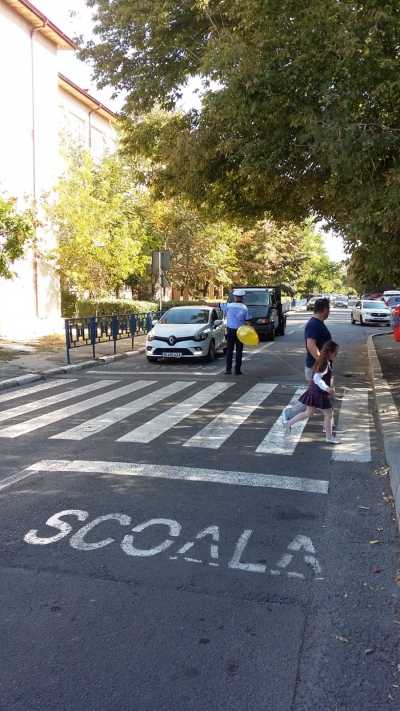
[351,314,356,324]
[146,356,159,363]
[266,327,275,342]
[222,346,227,355]
[360,316,364,326]
[205,339,216,362]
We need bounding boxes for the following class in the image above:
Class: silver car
[333,294,348,308]
[146,306,227,363]
[351,300,391,326]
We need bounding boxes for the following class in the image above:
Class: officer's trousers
[226,328,243,372]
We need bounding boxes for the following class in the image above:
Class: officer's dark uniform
[220,293,252,374]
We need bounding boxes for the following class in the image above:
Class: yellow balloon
[237,325,259,346]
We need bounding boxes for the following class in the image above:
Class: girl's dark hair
[313,340,339,373]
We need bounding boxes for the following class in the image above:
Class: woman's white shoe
[325,436,342,444]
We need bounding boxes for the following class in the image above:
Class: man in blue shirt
[282,298,346,433]
[220,289,252,374]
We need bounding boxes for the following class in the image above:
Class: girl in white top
[284,341,342,444]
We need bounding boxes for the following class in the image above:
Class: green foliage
[77,299,158,317]
[43,143,152,298]
[0,196,35,279]
[83,0,400,284]
[61,290,78,318]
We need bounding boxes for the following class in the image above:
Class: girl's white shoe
[284,423,291,436]
[325,436,342,444]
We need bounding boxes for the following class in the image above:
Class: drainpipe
[88,105,101,147]
[30,22,47,318]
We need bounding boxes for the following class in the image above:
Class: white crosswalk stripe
[0,378,374,461]
[117,382,234,443]
[0,378,73,404]
[332,387,371,462]
[183,383,277,449]
[255,388,309,455]
[51,381,194,440]
[0,381,148,439]
[0,380,112,424]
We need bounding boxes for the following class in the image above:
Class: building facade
[0,0,115,339]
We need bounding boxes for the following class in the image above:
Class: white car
[146,306,227,363]
[333,294,348,308]
[351,299,391,326]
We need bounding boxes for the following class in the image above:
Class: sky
[33,0,345,262]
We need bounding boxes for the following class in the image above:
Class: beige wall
[0,0,62,338]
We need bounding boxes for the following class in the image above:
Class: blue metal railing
[65,311,163,364]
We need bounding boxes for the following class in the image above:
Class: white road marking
[0,381,155,439]
[287,330,295,335]
[332,387,371,462]
[184,383,277,449]
[0,379,73,404]
[0,380,113,424]
[50,381,194,440]
[87,370,212,376]
[117,382,234,443]
[255,388,309,455]
[24,459,329,494]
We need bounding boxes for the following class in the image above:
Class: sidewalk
[368,332,400,527]
[0,335,147,390]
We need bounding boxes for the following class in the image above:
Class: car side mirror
[213,319,223,326]
[152,319,159,326]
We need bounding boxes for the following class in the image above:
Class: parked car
[226,286,288,340]
[351,300,391,326]
[381,291,400,311]
[306,294,323,311]
[333,294,348,308]
[146,306,227,363]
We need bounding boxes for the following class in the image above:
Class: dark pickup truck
[227,286,290,340]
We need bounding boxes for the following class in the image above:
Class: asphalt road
[1,307,399,711]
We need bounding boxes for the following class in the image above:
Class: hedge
[76,298,213,318]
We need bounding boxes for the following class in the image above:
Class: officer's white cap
[233,289,246,296]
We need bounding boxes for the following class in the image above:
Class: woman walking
[284,340,342,444]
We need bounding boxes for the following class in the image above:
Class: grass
[31,335,65,353]
[0,348,20,361]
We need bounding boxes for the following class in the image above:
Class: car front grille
[369,313,389,318]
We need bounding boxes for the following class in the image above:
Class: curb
[367,334,400,528]
[0,347,146,392]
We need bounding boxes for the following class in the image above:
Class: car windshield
[387,296,400,306]
[158,308,210,325]
[228,291,270,306]
[362,301,386,309]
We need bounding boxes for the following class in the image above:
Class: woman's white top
[313,366,330,392]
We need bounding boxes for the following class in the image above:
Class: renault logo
[168,336,176,345]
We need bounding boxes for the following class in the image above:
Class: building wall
[58,86,116,160]
[0,0,61,338]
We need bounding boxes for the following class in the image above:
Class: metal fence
[65,312,162,364]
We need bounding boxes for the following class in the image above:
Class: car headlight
[193,332,208,342]
[147,330,155,341]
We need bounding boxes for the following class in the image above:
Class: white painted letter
[24,510,89,545]
[287,535,315,553]
[70,514,131,551]
[228,530,266,573]
[176,525,220,562]
[121,518,181,557]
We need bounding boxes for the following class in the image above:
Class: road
[1,306,399,711]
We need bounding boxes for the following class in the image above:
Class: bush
[61,291,78,318]
[76,298,216,318]
[77,299,158,317]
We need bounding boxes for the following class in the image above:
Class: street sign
[152,250,170,271]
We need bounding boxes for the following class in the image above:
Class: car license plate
[163,352,182,358]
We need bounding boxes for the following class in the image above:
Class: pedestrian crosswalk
[0,378,373,460]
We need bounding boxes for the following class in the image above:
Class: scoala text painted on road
[24,510,323,580]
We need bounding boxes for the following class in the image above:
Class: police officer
[220,289,252,375]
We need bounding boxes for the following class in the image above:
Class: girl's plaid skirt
[299,381,331,409]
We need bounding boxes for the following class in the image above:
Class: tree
[43,143,151,299]
[0,196,35,279]
[83,0,400,283]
